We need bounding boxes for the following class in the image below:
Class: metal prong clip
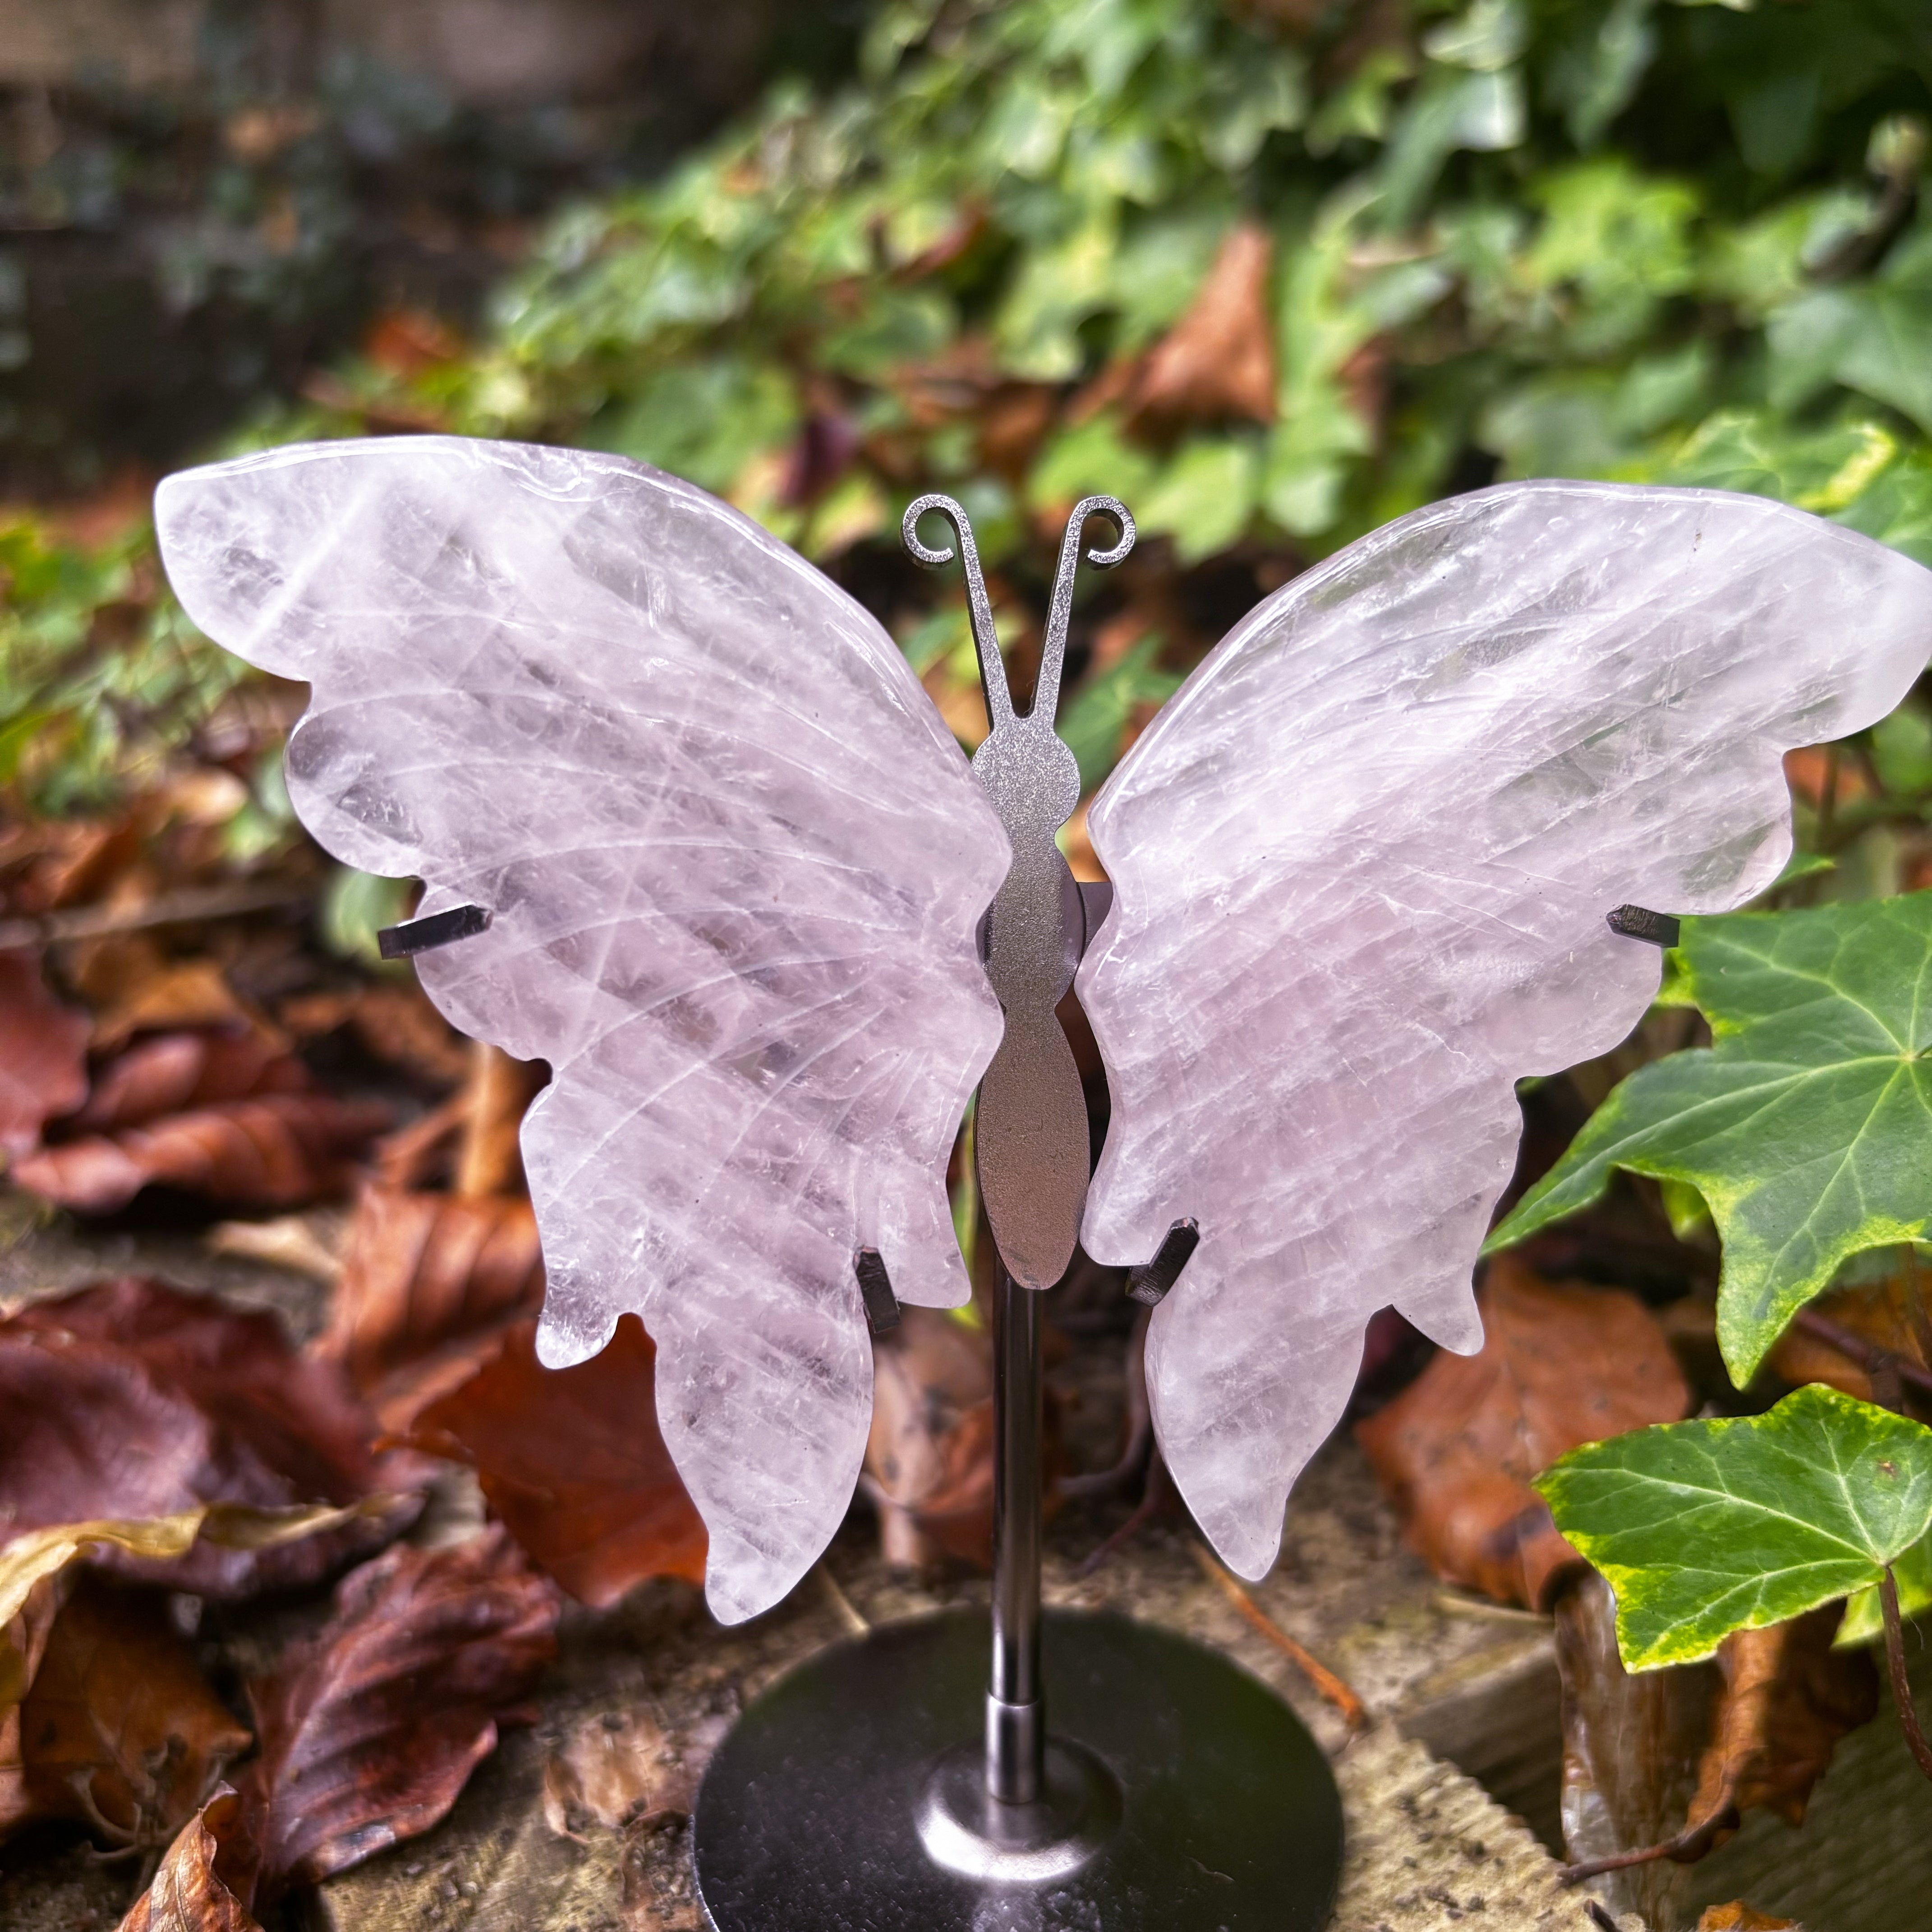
[378,903,492,959]
[854,1247,902,1334]
[1126,1218,1201,1308]
[1606,905,1680,948]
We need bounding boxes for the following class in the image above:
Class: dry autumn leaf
[238,1526,558,1897]
[1356,1256,1691,1607]
[14,1090,390,1213]
[1767,1270,1932,1408]
[9,1278,381,1504]
[74,1031,308,1132]
[865,1308,997,1571]
[18,1574,251,1847]
[1556,1569,1718,1922]
[1686,1606,1877,1844]
[0,1307,412,1598]
[1697,1906,1799,1930]
[117,1788,264,1932]
[326,1183,544,1401]
[1123,221,1277,427]
[0,950,90,1157]
[1,1503,403,1837]
[408,1317,707,1607]
[541,1707,729,1840]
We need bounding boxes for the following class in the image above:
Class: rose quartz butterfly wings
[1077,481,1932,1580]
[161,445,1932,1613]
[157,437,1008,1624]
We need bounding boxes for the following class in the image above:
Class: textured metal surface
[904,492,1132,1292]
[376,902,491,958]
[1606,904,1681,947]
[690,1606,1345,1931]
[853,1247,901,1335]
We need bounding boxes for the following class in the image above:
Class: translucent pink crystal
[1080,482,1932,1581]
[157,437,1008,1623]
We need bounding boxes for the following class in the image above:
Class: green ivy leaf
[1535,1382,1932,1669]
[1487,893,1932,1384]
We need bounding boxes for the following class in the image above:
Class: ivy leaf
[1535,1383,1932,1670]
[1838,1526,1932,1646]
[1487,892,1932,1384]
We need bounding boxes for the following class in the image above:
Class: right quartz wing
[1077,480,1932,1585]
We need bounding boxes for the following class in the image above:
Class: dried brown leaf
[1767,1271,1930,1403]
[865,1309,996,1571]
[72,937,256,1050]
[1123,222,1276,427]
[541,1707,727,1839]
[1687,1606,1877,1840]
[0,950,90,1156]
[0,1306,411,1598]
[239,1527,558,1895]
[9,1279,381,1503]
[408,1317,707,1607]
[14,1091,389,1213]
[118,1789,264,1932]
[1357,1256,1690,1607]
[75,1032,307,1132]
[326,1182,544,1396]
[1697,1907,1799,1931]
[0,1504,402,1835]
[1556,1570,1717,1924]
[19,1574,252,1845]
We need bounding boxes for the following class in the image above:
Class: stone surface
[1080,480,1932,1581]
[156,438,1009,1625]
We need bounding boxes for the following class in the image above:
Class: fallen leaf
[9,1279,381,1504]
[281,982,473,1088]
[1123,222,1276,426]
[74,1031,307,1132]
[0,816,141,918]
[238,1527,558,1896]
[118,1788,263,1932]
[0,950,90,1157]
[0,1505,400,1834]
[14,1091,390,1213]
[72,937,255,1050]
[206,1213,343,1283]
[1356,1256,1690,1607]
[1556,1569,1718,1923]
[408,1318,707,1607]
[1686,1605,1877,1840]
[542,1707,728,1839]
[865,1308,996,1570]
[326,1183,544,1397]
[1767,1269,1930,1405]
[0,1319,411,1597]
[1697,1906,1798,1930]
[18,1573,251,1845]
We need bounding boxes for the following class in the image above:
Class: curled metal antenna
[903,492,1012,729]
[1039,495,1134,727]
[902,491,1135,732]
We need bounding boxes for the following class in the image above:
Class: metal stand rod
[987,1268,1044,1804]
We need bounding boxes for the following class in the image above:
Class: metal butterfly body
[157,440,1932,1619]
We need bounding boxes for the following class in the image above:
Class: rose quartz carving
[157,437,1007,1624]
[1079,482,1932,1581]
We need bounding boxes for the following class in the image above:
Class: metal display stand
[690,496,1345,1931]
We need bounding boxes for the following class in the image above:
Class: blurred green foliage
[8,0,1932,819]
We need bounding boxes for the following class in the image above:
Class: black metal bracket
[1606,904,1680,948]
[1126,1219,1201,1308]
[854,1247,901,1334]
[377,902,492,959]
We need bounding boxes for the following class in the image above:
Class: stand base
[690,1606,1344,1931]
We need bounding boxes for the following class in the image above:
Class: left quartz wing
[156,437,1007,1623]
[1077,480,1932,1582]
